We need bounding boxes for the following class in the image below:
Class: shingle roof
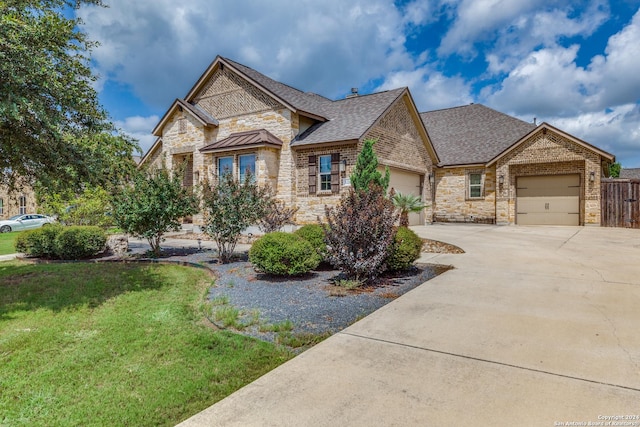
[221,57,334,119]
[420,104,536,166]
[620,168,640,179]
[291,88,407,146]
[200,129,283,153]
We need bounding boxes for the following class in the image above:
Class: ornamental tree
[201,172,270,263]
[392,192,426,227]
[322,184,398,284]
[350,139,390,192]
[112,167,199,256]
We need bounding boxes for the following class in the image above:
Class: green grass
[0,261,292,426]
[0,231,19,255]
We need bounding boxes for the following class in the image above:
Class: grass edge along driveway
[0,261,292,426]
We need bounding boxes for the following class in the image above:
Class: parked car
[0,214,56,233]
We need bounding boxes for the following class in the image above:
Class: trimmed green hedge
[249,232,321,276]
[294,224,327,260]
[386,227,423,271]
[15,225,106,260]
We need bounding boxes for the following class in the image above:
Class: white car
[0,214,56,233]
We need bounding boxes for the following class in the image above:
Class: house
[140,55,615,227]
[421,104,614,225]
[0,185,37,220]
[620,168,640,179]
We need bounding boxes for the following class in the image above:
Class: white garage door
[385,167,424,226]
[516,174,580,226]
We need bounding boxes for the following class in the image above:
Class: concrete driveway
[179,225,640,426]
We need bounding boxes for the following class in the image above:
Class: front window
[238,154,256,183]
[19,196,27,215]
[218,157,233,179]
[468,173,482,198]
[319,155,332,191]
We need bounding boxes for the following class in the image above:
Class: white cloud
[376,67,473,111]
[78,0,416,108]
[115,115,159,155]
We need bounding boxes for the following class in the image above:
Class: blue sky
[76,0,640,167]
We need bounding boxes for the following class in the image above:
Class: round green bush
[249,232,321,276]
[54,226,107,260]
[15,225,63,258]
[386,227,423,271]
[294,224,327,260]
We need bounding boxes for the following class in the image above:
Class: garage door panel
[516,174,580,226]
[383,167,424,226]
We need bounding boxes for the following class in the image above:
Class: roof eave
[200,142,282,153]
[486,122,615,166]
[152,99,217,136]
[290,138,359,149]
[138,138,163,168]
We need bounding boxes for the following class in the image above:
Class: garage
[516,174,580,225]
[385,167,424,226]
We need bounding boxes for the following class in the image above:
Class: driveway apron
[178,225,640,426]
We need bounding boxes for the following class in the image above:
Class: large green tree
[0,0,137,192]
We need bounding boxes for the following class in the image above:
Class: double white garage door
[516,174,580,226]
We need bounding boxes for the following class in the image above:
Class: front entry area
[516,174,580,225]
[385,167,424,226]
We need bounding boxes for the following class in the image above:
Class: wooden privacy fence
[601,179,640,228]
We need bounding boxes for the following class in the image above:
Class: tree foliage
[257,197,298,233]
[609,162,621,178]
[350,139,390,192]
[322,184,398,283]
[0,0,138,192]
[201,173,270,264]
[112,167,199,256]
[39,186,114,227]
[392,192,426,227]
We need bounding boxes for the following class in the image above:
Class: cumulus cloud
[114,115,160,155]
[376,67,473,111]
[78,0,416,109]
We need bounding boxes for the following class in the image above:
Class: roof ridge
[332,87,405,104]
[222,56,311,98]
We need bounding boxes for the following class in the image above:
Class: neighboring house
[620,168,640,179]
[140,55,615,227]
[0,185,37,220]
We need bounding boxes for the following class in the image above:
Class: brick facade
[433,166,497,223]
[0,185,38,219]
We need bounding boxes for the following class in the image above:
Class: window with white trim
[318,155,332,192]
[0,198,3,215]
[19,195,27,214]
[468,172,483,199]
[238,154,256,183]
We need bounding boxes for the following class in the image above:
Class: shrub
[322,184,397,283]
[15,225,63,258]
[249,232,320,276]
[294,224,327,260]
[54,226,107,259]
[258,199,298,233]
[386,227,423,271]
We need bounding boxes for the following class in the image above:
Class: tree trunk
[399,212,409,227]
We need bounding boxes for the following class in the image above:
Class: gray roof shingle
[420,104,536,166]
[292,88,406,146]
[620,168,640,179]
[222,57,334,119]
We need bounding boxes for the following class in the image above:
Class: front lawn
[0,261,292,426]
[0,231,19,255]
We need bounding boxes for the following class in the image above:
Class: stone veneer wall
[157,65,296,225]
[294,144,358,224]
[495,128,602,225]
[433,166,497,223]
[363,95,435,223]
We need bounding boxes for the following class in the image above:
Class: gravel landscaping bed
[109,239,454,350]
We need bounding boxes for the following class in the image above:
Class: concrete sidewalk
[178,225,640,426]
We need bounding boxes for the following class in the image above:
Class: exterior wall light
[499,175,504,185]
[589,171,595,182]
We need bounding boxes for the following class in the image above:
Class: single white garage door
[384,167,424,226]
[516,174,580,225]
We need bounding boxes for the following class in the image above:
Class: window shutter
[331,153,340,193]
[308,155,317,195]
